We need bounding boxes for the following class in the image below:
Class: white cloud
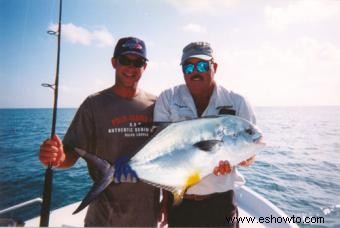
[182,23,206,33]
[167,0,239,14]
[216,38,340,106]
[265,0,340,31]
[48,23,114,47]
[92,28,115,47]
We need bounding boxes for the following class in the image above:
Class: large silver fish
[72,115,264,214]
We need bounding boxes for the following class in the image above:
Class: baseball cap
[113,37,148,60]
[181,42,214,64]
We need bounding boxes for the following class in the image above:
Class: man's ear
[143,62,148,70]
[213,62,218,73]
[111,57,117,69]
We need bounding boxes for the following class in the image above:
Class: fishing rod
[40,0,62,226]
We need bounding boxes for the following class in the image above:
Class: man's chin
[188,86,205,95]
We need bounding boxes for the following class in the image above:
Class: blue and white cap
[113,37,148,60]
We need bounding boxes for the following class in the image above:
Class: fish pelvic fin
[171,171,201,206]
[185,171,201,188]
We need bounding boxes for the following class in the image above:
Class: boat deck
[25,202,264,227]
[25,186,297,227]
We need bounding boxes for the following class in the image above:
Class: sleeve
[63,97,96,153]
[153,90,172,122]
[237,97,256,124]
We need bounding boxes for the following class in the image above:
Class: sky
[1,0,340,108]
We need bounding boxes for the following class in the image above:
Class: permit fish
[72,115,264,214]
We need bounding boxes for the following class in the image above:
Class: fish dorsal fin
[193,140,222,151]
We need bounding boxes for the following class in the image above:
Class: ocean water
[0,107,339,227]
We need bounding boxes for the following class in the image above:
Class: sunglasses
[182,61,210,75]
[118,56,146,68]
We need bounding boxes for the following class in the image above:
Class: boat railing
[0,198,43,226]
[0,197,43,215]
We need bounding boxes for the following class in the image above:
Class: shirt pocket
[170,103,195,121]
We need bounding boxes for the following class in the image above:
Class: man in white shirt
[154,42,256,227]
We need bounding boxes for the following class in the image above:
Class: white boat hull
[25,186,298,227]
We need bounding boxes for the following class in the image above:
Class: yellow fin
[172,171,202,205]
[185,171,201,188]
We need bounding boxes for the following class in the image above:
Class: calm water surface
[0,107,339,227]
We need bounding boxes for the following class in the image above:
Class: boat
[20,185,298,227]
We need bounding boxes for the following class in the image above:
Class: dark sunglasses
[182,61,210,75]
[118,56,146,68]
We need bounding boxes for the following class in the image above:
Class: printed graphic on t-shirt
[107,114,153,138]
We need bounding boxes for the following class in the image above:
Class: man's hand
[114,156,139,183]
[239,155,256,167]
[39,134,65,167]
[213,156,256,176]
[213,160,232,176]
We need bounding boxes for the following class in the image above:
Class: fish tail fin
[72,166,115,214]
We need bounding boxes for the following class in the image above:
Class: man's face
[182,58,217,96]
[112,54,147,88]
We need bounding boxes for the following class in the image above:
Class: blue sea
[0,107,339,227]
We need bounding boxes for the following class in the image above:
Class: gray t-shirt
[63,87,160,226]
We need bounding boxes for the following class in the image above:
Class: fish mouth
[254,136,266,145]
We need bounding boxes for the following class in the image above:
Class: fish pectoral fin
[73,167,115,214]
[193,140,222,152]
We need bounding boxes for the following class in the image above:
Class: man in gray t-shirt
[39,37,160,226]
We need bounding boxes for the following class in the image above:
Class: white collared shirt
[154,84,256,195]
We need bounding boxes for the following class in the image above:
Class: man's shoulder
[86,87,155,100]
[215,84,255,122]
[216,84,246,101]
[138,89,156,102]
[75,87,114,112]
[139,89,156,98]
[87,87,114,99]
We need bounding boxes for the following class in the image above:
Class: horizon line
[1,105,340,109]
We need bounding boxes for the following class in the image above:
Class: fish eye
[245,128,254,135]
